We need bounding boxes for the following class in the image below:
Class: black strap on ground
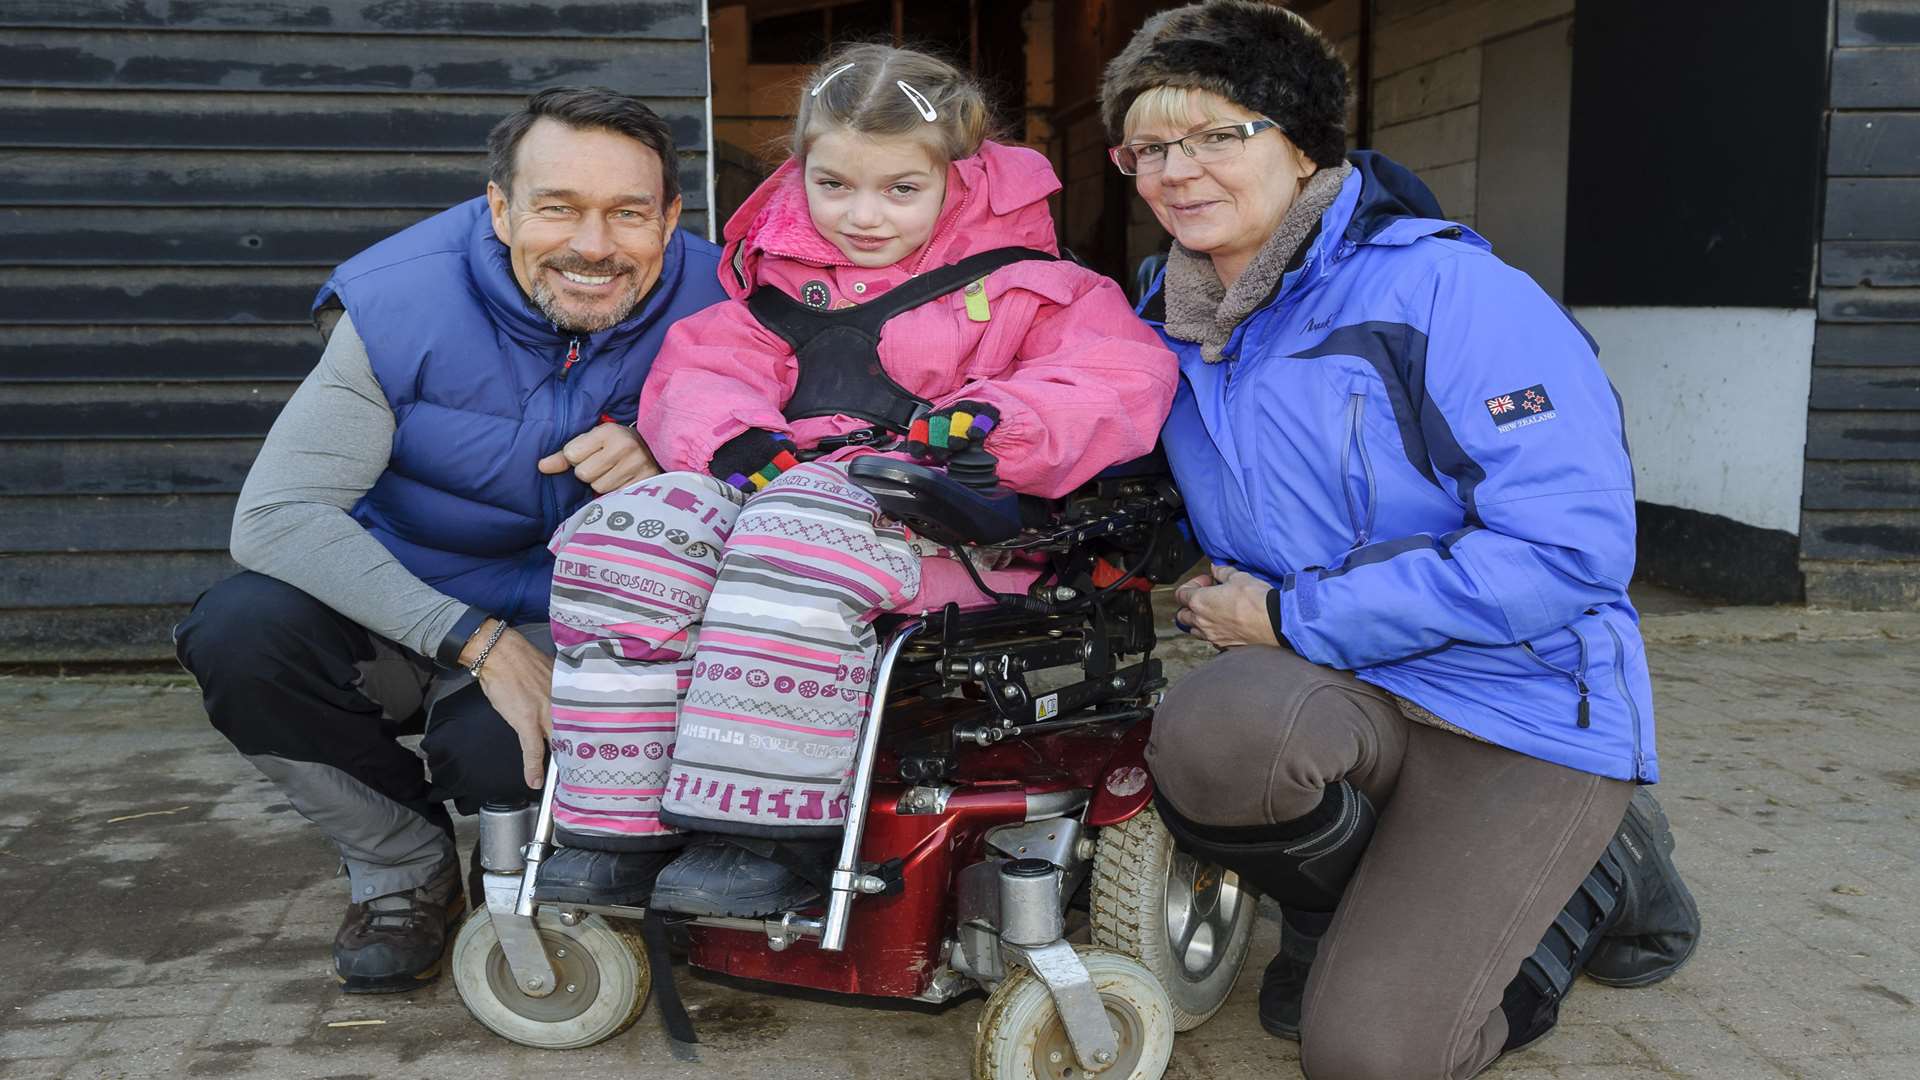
[640,909,700,1053]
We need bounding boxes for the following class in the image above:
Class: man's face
[488,118,682,333]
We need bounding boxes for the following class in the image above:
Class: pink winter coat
[637,140,1177,500]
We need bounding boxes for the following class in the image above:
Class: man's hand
[460,623,556,789]
[1173,564,1280,649]
[538,422,661,493]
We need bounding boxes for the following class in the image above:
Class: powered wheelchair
[450,447,1253,1078]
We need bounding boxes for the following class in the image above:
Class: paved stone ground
[2,596,1917,1079]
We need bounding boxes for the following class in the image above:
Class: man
[175,87,725,992]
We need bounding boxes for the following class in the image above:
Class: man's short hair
[487,86,681,206]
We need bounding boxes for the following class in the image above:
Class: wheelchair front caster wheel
[451,908,651,1049]
[1090,805,1255,1031]
[972,947,1174,1080]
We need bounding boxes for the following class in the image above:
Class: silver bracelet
[466,619,509,678]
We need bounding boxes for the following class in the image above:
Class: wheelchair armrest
[846,454,1027,548]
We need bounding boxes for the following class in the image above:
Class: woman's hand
[1173,564,1280,649]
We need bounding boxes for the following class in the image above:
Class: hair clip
[896,80,938,121]
[810,62,856,97]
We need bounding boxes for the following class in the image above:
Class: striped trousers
[546,464,920,846]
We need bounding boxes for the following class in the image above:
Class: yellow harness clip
[963,278,991,322]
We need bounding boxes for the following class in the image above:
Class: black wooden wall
[1803,0,1920,610]
[1562,0,1828,605]
[1565,0,1828,309]
[0,0,710,663]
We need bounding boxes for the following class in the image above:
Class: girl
[536,43,1178,916]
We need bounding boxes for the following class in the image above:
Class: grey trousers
[1147,645,1636,1080]
[177,572,555,902]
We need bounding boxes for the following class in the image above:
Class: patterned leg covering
[661,461,922,837]
[547,472,743,850]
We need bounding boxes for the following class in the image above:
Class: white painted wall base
[1570,306,1815,536]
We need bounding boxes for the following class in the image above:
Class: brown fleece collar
[1163,161,1352,363]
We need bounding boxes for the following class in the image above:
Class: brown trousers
[1147,645,1635,1080]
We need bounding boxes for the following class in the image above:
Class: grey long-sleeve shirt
[230,312,469,656]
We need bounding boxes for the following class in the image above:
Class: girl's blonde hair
[792,43,995,164]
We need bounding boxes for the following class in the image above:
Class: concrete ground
[2,591,1918,1079]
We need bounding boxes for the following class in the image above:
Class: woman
[1099,3,1700,1077]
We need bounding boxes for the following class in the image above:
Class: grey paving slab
[1,623,1917,1079]
[0,1022,101,1060]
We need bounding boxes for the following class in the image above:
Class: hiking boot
[1586,788,1701,987]
[1258,909,1330,1041]
[333,858,464,994]
[649,838,822,917]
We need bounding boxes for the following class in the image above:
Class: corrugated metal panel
[1804,9,1920,610]
[0,0,711,662]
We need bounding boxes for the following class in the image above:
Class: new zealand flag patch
[1486,384,1557,432]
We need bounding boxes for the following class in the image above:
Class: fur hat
[1099,0,1352,168]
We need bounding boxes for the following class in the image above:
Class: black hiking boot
[1258,909,1330,1041]
[1586,788,1701,986]
[333,858,464,994]
[648,838,823,917]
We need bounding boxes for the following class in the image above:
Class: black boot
[535,847,678,907]
[1155,781,1378,912]
[648,837,827,917]
[1258,908,1330,1041]
[1499,844,1628,1052]
[1157,783,1377,1041]
[1586,788,1701,987]
[333,856,465,994]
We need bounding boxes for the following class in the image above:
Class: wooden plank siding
[1345,0,1571,230]
[0,2,712,662]
[1804,1,1920,609]
[1123,0,1574,277]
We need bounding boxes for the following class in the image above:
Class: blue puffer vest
[314,196,725,623]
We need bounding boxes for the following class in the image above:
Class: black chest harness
[745,246,1056,443]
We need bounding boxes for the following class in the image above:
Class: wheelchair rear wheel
[451,908,651,1049]
[972,947,1174,1080]
[1089,806,1255,1031]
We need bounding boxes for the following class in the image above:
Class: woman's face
[1126,89,1318,281]
[804,128,948,268]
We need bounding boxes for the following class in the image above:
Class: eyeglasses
[1108,119,1281,176]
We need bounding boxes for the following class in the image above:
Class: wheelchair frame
[463,460,1205,1073]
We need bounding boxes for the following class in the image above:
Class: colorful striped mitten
[709,429,800,493]
[903,400,1001,464]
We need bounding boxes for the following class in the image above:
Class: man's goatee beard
[532,278,643,333]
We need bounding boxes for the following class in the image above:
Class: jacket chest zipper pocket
[1341,393,1376,548]
[1520,638,1592,728]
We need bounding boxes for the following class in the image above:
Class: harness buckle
[811,427,900,455]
